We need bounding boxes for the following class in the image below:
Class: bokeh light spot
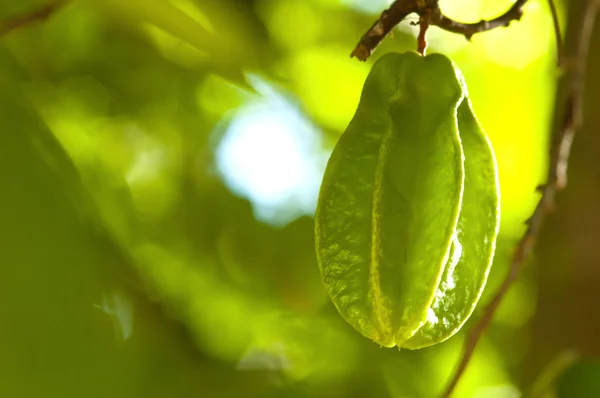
[285,47,369,131]
[265,0,322,49]
[215,87,326,226]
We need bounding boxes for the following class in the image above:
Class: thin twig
[0,1,68,39]
[441,1,600,397]
[547,0,564,65]
[417,9,431,55]
[350,0,415,61]
[430,0,529,40]
[351,0,531,61]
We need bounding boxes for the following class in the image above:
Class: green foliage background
[1,0,599,397]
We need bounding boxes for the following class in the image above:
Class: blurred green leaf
[556,359,600,398]
[83,0,259,88]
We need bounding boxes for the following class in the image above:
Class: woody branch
[351,0,529,60]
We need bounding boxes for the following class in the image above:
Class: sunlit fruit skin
[315,52,500,350]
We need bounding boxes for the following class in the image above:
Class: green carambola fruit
[315,52,500,350]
